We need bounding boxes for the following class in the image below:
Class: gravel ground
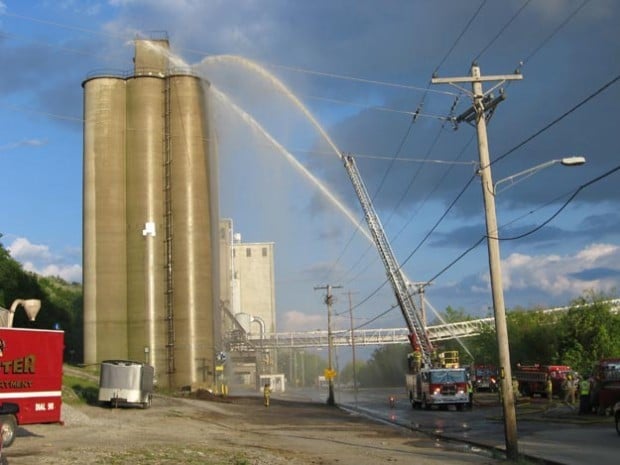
[2,393,504,465]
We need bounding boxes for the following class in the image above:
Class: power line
[331,1,490,286]
[493,164,620,241]
[474,0,532,62]
[522,0,592,66]
[433,0,488,75]
[491,73,620,167]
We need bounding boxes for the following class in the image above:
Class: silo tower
[82,36,219,389]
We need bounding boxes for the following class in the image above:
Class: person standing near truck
[263,383,271,407]
[545,375,553,403]
[579,375,591,414]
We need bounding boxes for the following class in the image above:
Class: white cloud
[7,237,52,262]
[7,237,82,283]
[475,242,620,297]
[280,310,324,332]
[0,139,48,152]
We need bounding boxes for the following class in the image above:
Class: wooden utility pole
[432,63,522,460]
[348,291,359,405]
[315,284,342,406]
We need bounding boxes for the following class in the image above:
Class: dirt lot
[3,393,503,465]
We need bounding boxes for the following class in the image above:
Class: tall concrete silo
[82,75,128,363]
[82,37,218,389]
[125,72,167,373]
[168,73,215,384]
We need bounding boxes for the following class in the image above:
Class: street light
[494,156,586,195]
[481,156,585,457]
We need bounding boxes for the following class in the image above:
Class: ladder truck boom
[342,154,434,367]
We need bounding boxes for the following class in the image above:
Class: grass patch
[63,372,100,405]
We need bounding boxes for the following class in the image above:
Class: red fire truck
[471,364,499,392]
[514,363,571,397]
[593,358,620,414]
[0,327,64,447]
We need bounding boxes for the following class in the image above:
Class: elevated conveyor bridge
[246,299,619,349]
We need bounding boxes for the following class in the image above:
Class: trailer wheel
[0,414,17,448]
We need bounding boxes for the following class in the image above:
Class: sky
[1,0,619,339]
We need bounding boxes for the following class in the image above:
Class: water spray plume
[210,86,372,243]
[196,55,343,160]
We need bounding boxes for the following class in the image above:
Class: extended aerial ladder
[343,154,434,367]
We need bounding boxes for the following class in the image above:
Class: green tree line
[0,241,83,361]
[339,293,620,386]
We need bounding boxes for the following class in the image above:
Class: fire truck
[471,364,499,392]
[343,155,469,410]
[593,358,620,413]
[0,299,64,447]
[513,363,571,397]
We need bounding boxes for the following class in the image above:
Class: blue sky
[1,0,619,336]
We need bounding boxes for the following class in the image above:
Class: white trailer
[98,360,154,408]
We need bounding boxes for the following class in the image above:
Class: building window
[246,248,251,257]
[262,247,268,257]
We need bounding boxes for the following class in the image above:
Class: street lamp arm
[494,156,585,195]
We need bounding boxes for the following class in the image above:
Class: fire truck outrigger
[343,155,470,410]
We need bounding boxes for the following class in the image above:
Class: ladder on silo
[163,75,176,380]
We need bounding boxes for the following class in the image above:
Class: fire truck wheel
[0,414,17,448]
[421,396,430,410]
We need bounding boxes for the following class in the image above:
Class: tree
[556,292,620,374]
[0,241,81,360]
[358,344,409,387]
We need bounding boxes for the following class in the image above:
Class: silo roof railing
[84,68,133,80]
[167,66,200,77]
[133,67,167,78]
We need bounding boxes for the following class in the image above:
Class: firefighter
[412,350,422,372]
[545,375,553,403]
[263,382,271,407]
[563,374,575,405]
[579,375,590,414]
[512,377,520,404]
[467,380,473,409]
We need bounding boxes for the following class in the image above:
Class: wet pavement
[274,386,618,465]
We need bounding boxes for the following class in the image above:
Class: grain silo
[82,37,218,389]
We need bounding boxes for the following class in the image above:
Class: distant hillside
[0,240,83,362]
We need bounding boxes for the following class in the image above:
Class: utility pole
[432,63,522,461]
[347,291,359,405]
[410,282,431,327]
[315,284,342,406]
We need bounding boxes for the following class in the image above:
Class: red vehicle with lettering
[514,363,571,397]
[0,327,64,447]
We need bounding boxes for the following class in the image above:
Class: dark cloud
[570,267,620,281]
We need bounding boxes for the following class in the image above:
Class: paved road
[274,386,618,465]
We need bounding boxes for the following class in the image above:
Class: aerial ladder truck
[343,154,469,410]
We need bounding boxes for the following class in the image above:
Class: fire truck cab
[471,364,498,392]
[406,351,470,410]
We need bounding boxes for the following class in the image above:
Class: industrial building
[82,37,219,389]
[219,219,277,387]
